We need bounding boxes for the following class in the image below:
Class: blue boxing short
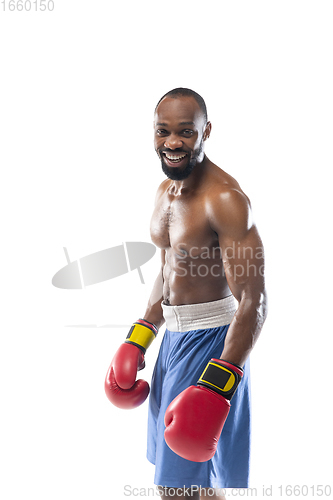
[147,296,251,489]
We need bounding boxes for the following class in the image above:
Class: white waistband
[162,295,237,332]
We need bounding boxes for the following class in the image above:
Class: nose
[164,134,183,150]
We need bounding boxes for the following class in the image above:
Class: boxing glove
[164,359,243,462]
[104,319,158,409]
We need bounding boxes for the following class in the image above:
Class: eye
[182,129,194,136]
[156,129,168,136]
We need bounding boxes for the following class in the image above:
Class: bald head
[155,88,208,124]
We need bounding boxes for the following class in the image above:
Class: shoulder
[204,165,253,238]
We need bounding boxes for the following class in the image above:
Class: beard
[158,140,204,181]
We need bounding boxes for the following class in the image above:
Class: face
[154,96,211,181]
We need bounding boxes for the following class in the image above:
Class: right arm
[104,249,165,410]
[143,249,165,329]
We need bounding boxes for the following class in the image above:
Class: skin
[143,95,267,500]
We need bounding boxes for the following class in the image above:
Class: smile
[163,152,187,164]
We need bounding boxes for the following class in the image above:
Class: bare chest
[150,193,217,254]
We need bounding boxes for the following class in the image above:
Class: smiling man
[105,88,267,499]
[155,92,208,182]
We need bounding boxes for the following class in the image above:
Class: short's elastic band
[162,295,236,332]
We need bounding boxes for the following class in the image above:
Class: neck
[170,155,209,194]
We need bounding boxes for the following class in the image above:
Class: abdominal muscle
[162,247,231,306]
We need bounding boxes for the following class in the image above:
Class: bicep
[208,188,265,302]
[220,226,265,302]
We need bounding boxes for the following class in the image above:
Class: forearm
[221,290,267,367]
[143,269,165,330]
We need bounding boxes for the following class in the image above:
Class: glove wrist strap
[125,319,158,354]
[197,358,243,400]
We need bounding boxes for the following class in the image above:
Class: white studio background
[0,1,332,499]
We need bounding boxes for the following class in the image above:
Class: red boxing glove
[164,359,243,462]
[104,319,158,410]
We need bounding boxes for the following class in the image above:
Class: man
[105,88,267,499]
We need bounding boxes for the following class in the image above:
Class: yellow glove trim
[125,321,157,352]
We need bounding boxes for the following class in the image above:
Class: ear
[203,121,212,141]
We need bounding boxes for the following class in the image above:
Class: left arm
[163,187,267,462]
[208,187,268,367]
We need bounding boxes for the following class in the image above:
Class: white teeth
[165,153,187,161]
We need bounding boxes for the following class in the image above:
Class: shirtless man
[105,88,267,499]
